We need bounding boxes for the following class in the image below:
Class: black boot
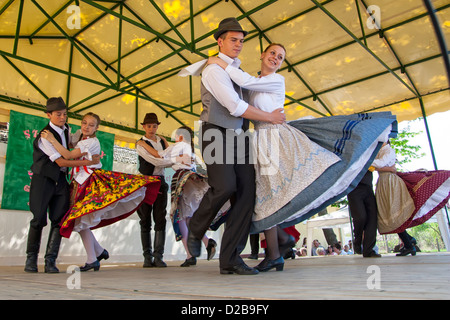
[153,230,167,268]
[24,226,42,273]
[141,232,154,268]
[44,226,62,273]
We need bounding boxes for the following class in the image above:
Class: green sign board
[1,110,115,211]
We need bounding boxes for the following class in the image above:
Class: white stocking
[79,229,103,264]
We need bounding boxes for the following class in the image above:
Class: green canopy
[0,0,449,145]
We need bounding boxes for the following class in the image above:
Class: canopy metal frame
[0,0,449,226]
[0,0,449,139]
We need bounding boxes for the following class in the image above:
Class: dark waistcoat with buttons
[138,138,166,175]
[30,123,68,182]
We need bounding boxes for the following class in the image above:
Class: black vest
[30,123,69,182]
[200,78,250,131]
[138,137,166,175]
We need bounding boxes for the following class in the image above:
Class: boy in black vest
[136,113,172,268]
[25,97,100,273]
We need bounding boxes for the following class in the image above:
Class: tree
[323,119,427,247]
[331,120,425,209]
[390,120,426,170]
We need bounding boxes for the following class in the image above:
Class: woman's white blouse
[225,65,285,113]
[72,135,102,184]
[372,144,396,168]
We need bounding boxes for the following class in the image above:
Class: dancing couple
[372,141,450,256]
[25,102,161,273]
[180,17,397,275]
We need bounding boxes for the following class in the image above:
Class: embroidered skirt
[250,111,397,233]
[60,169,161,238]
[253,122,340,223]
[170,169,229,241]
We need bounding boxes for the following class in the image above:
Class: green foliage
[331,198,348,208]
[378,223,446,253]
[390,122,426,170]
[408,222,445,251]
[331,119,425,208]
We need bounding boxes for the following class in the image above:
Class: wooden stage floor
[1,252,449,301]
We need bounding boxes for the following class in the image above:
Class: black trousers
[29,171,70,230]
[348,171,378,256]
[398,230,414,249]
[137,179,168,233]
[189,122,256,268]
[250,234,260,255]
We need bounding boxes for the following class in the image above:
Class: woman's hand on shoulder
[207,56,228,70]
[41,130,56,143]
[207,56,221,65]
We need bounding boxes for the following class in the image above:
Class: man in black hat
[135,112,173,268]
[25,97,100,273]
[187,18,285,275]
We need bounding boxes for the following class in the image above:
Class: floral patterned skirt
[60,169,161,238]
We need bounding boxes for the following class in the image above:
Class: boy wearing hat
[187,18,285,275]
[25,97,100,273]
[136,113,173,268]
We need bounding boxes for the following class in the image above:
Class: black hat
[141,113,161,125]
[213,17,248,40]
[46,97,67,112]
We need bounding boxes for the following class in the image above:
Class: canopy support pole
[419,96,450,236]
[65,43,74,107]
[422,0,450,233]
[423,0,450,87]
[436,210,450,251]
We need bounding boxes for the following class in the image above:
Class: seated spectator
[326,246,336,256]
[343,244,353,255]
[297,247,308,257]
[316,247,326,256]
[311,239,325,256]
[334,243,347,255]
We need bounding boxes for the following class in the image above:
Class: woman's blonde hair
[264,43,286,56]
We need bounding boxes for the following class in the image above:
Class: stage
[1,252,449,300]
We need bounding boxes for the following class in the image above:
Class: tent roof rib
[0,0,448,140]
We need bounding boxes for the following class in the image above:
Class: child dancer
[135,113,172,268]
[25,97,100,273]
[138,126,226,267]
[41,112,161,271]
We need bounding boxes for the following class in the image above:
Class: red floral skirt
[60,169,161,238]
[390,170,450,234]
